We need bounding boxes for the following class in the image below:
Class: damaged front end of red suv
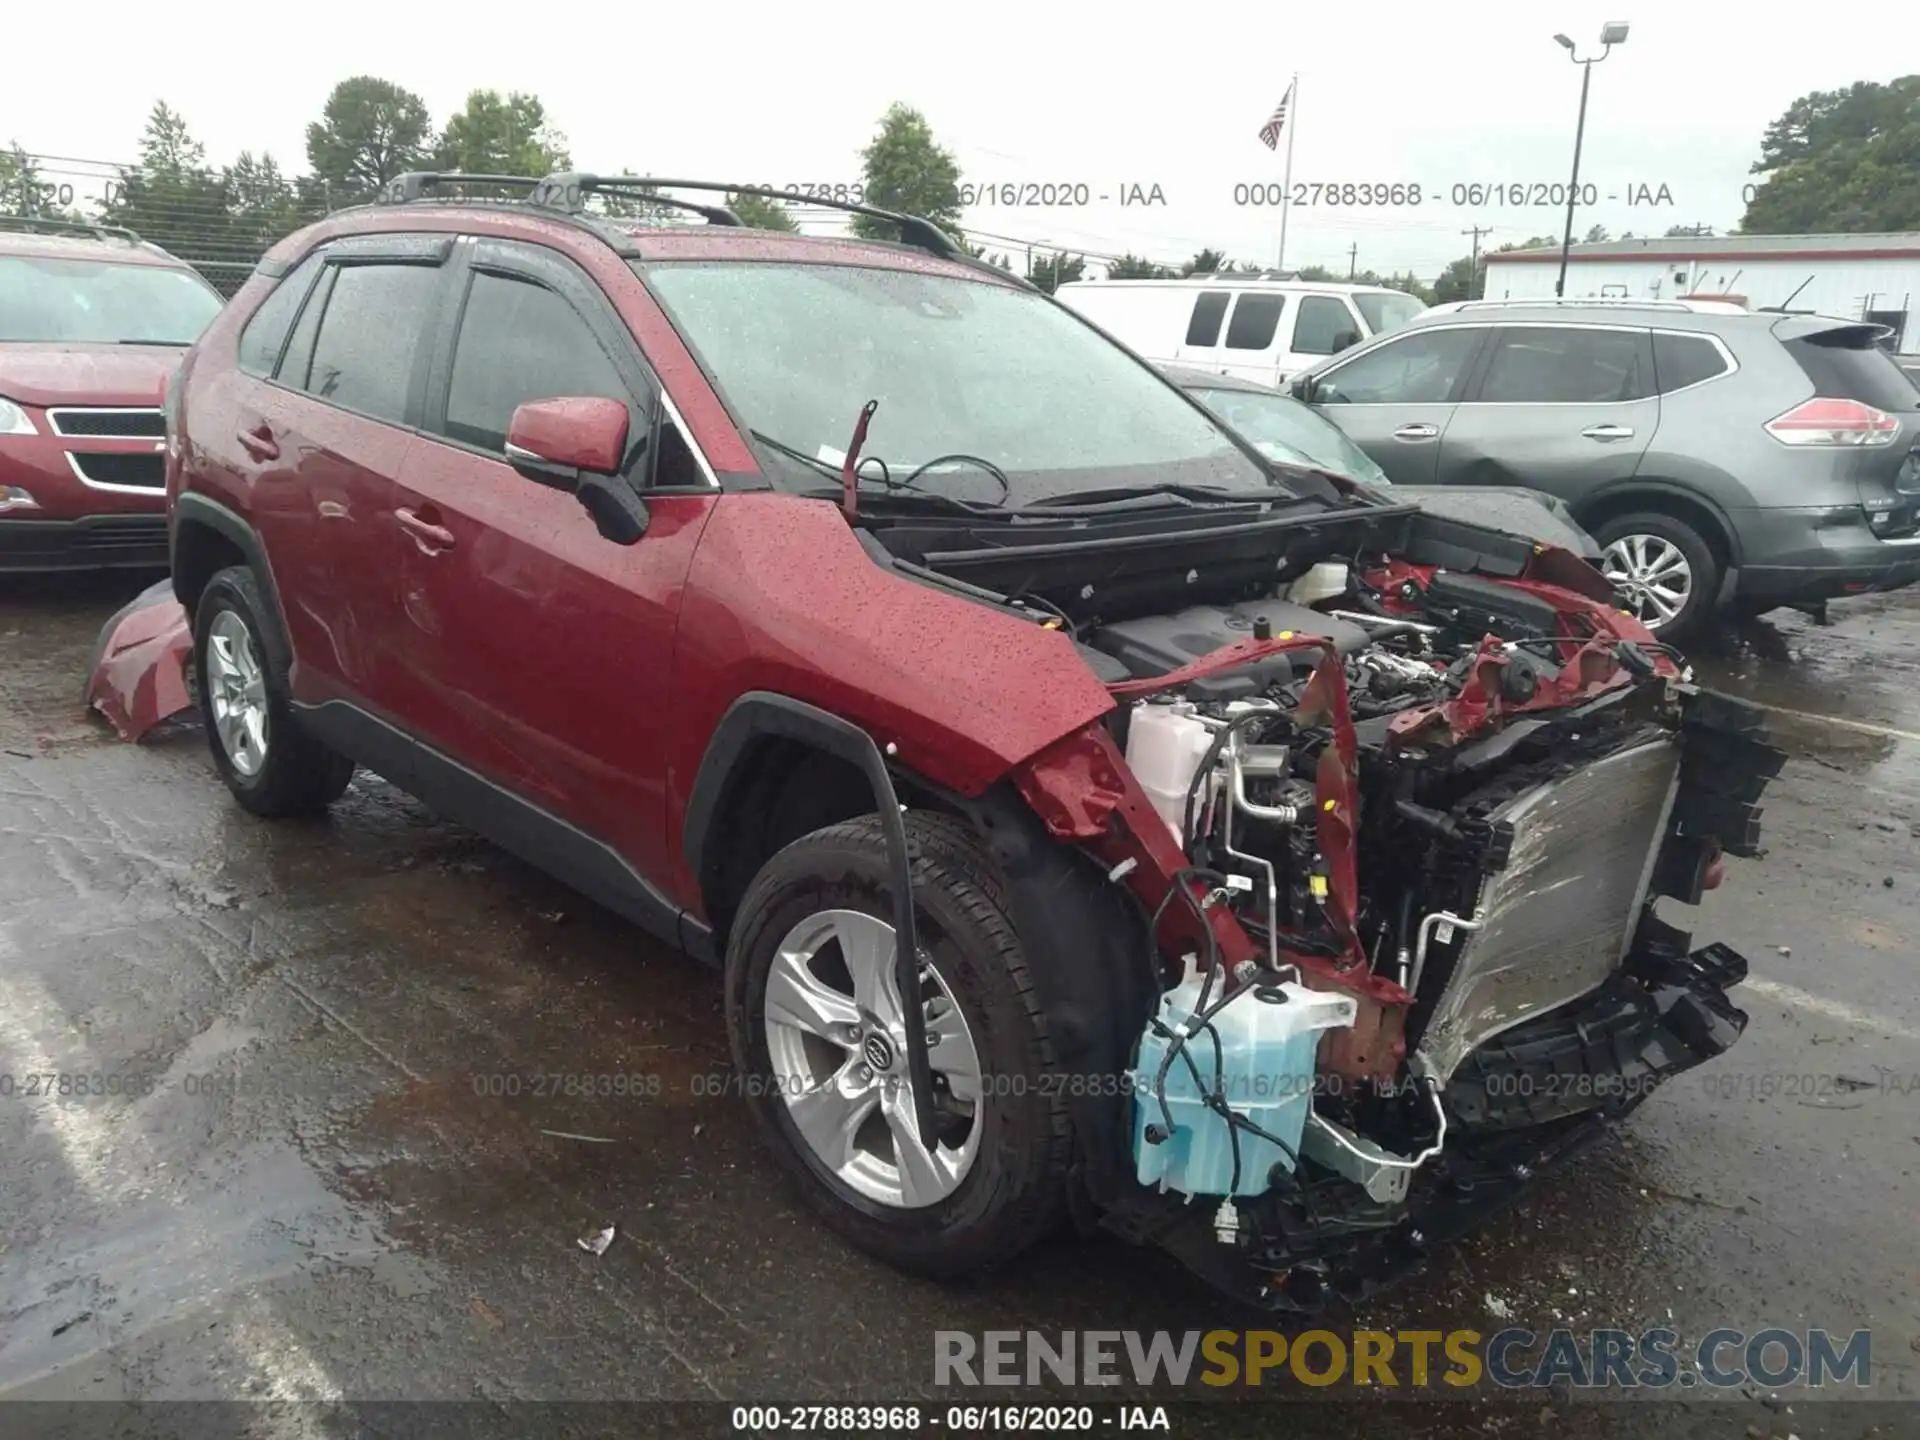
[897,500,1782,1311]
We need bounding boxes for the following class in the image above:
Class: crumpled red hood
[84,581,193,741]
[0,343,182,408]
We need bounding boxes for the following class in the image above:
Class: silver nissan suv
[1291,298,1920,641]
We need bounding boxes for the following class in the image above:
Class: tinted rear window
[1785,332,1920,410]
[1651,333,1729,393]
[1185,292,1230,346]
[1224,294,1284,350]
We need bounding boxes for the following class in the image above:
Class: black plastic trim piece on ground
[683,691,938,1149]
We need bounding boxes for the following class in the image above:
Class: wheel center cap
[862,1032,896,1073]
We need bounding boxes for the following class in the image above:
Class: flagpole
[1276,73,1299,272]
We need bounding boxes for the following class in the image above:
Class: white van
[1054,278,1427,387]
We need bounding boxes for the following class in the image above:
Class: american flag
[1258,83,1295,150]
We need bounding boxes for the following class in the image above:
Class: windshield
[0,256,223,345]
[1187,385,1393,488]
[640,261,1283,506]
[1353,291,1425,337]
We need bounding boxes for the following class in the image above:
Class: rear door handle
[1392,423,1439,441]
[1581,424,1635,441]
[236,423,279,461]
[395,506,456,553]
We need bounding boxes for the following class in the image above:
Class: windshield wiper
[750,430,1008,517]
[115,338,193,347]
[1021,482,1273,511]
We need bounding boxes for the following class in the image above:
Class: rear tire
[1594,511,1720,644]
[724,813,1071,1278]
[193,565,354,817]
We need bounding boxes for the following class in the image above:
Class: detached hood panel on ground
[84,580,191,741]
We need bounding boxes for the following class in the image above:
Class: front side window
[643,262,1278,506]
[1291,296,1364,357]
[300,262,441,422]
[1353,291,1426,336]
[1224,295,1285,351]
[0,256,222,345]
[443,272,630,453]
[1316,326,1483,405]
[1477,326,1650,404]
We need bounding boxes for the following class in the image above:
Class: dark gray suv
[1291,299,1920,640]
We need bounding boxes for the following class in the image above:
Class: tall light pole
[1554,21,1629,298]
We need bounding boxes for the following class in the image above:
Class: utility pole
[1462,224,1492,298]
[1347,243,1358,279]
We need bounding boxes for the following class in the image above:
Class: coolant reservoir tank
[1123,704,1214,844]
[1131,978,1357,1199]
[1286,561,1349,606]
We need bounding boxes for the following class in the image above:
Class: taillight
[1763,397,1900,447]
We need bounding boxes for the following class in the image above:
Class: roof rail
[529,174,743,228]
[1446,296,1701,312]
[529,175,965,261]
[375,172,553,205]
[0,213,143,245]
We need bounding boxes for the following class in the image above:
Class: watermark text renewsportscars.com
[935,1328,1872,1390]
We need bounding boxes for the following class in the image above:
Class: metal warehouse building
[1481,234,1920,354]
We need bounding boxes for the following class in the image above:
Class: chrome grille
[49,407,166,439]
[1416,737,1681,1083]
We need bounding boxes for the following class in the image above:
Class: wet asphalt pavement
[1,572,1917,1440]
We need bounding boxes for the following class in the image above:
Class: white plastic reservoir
[1131,966,1357,1198]
[1123,704,1215,844]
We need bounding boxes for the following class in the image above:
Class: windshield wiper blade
[115,338,193,347]
[1022,483,1270,511]
[751,430,1007,517]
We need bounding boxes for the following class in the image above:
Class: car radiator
[1415,736,1682,1085]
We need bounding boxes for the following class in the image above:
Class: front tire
[193,565,354,817]
[724,814,1071,1278]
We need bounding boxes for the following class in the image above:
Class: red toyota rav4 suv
[163,173,1782,1308]
[0,217,224,571]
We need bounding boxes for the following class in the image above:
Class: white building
[1480,234,1920,355]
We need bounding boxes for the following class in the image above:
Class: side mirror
[1289,373,1317,403]
[505,396,650,544]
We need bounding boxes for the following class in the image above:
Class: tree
[1107,253,1172,279]
[727,191,799,232]
[1583,223,1611,243]
[1181,248,1228,276]
[1494,234,1560,253]
[305,77,432,202]
[1665,223,1714,237]
[223,151,313,259]
[0,144,79,219]
[437,90,571,180]
[1028,253,1086,294]
[98,102,235,267]
[1741,75,1920,232]
[1431,253,1482,304]
[850,103,962,242]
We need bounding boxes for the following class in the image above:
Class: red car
[153,172,1782,1307]
[0,217,224,571]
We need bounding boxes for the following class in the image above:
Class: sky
[8,1,1916,280]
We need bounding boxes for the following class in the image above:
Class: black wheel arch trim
[684,690,939,1149]
[1575,480,1745,567]
[170,492,294,641]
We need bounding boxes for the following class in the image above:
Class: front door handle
[1392,423,1440,441]
[236,423,279,462]
[1581,424,1635,441]
[395,506,456,553]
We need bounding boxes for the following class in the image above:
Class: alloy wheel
[1601,533,1693,630]
[763,908,983,1209]
[206,609,270,777]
